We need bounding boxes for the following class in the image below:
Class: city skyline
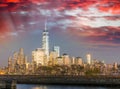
[0,0,120,67]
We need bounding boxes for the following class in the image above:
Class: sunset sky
[0,0,120,67]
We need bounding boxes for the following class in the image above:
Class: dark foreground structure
[0,80,16,89]
[0,75,120,87]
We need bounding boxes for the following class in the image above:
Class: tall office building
[86,54,91,65]
[8,56,12,73]
[54,46,60,57]
[56,57,63,65]
[63,54,70,65]
[32,21,49,66]
[113,62,118,70]
[49,51,58,65]
[18,48,25,65]
[76,57,83,65]
[71,57,75,65]
[32,48,45,65]
[13,52,18,64]
[42,21,49,58]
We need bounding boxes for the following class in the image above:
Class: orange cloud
[98,0,120,14]
[6,0,20,3]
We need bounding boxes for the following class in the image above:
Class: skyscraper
[42,21,49,58]
[54,46,60,57]
[63,54,70,65]
[86,54,91,65]
[8,56,12,73]
[32,48,45,65]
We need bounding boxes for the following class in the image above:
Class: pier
[0,75,120,87]
[0,80,16,89]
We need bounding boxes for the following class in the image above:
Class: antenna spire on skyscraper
[45,19,47,31]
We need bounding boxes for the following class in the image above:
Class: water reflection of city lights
[32,86,47,89]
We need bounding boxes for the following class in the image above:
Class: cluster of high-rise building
[5,22,119,75]
[8,48,28,74]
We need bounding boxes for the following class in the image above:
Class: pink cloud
[0,0,120,46]
[67,25,120,46]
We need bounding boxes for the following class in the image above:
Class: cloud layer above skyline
[0,0,120,47]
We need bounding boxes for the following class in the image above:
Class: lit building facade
[32,48,45,65]
[71,57,75,65]
[8,48,28,74]
[56,57,63,65]
[76,57,83,65]
[49,51,58,65]
[54,46,60,57]
[113,62,118,70]
[86,54,91,65]
[63,54,70,65]
[8,56,13,73]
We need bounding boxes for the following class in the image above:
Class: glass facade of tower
[42,27,49,58]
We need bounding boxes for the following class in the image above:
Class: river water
[17,84,120,89]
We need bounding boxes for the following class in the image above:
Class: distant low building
[76,57,83,65]
[56,57,63,65]
[113,62,118,70]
